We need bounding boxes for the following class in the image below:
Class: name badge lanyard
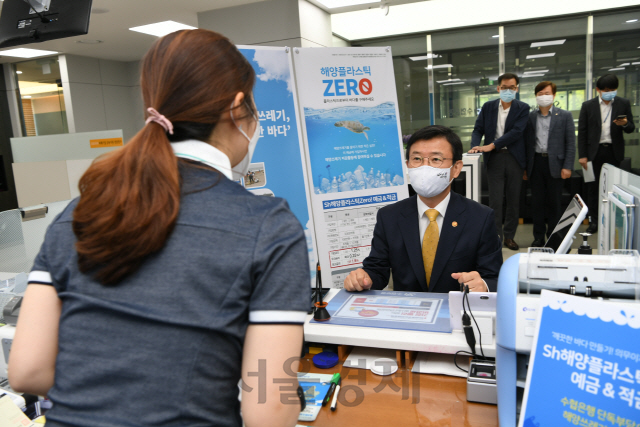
[602,107,611,124]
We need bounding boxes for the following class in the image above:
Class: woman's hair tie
[145,107,174,135]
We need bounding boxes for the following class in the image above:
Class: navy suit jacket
[471,98,530,169]
[525,107,576,179]
[362,192,503,293]
[577,97,636,163]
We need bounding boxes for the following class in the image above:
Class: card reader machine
[496,249,640,426]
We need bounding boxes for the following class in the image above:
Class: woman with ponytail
[9,30,309,427]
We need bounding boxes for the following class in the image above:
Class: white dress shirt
[417,192,450,245]
[495,102,510,140]
[599,97,613,144]
[416,192,489,291]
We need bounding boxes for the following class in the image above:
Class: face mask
[536,95,554,107]
[229,101,260,181]
[600,90,616,102]
[408,165,453,199]
[499,89,516,103]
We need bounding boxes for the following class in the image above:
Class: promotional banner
[238,46,317,285]
[520,290,640,427]
[293,47,409,288]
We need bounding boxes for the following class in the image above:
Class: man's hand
[468,143,495,154]
[579,157,588,170]
[613,117,628,127]
[451,271,488,292]
[523,171,528,181]
[561,168,572,179]
[344,268,372,292]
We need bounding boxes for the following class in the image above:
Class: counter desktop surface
[301,288,498,427]
[297,352,498,427]
[304,289,495,357]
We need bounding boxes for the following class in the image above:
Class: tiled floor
[501,223,599,261]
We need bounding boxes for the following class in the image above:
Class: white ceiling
[0,0,433,65]
[0,0,268,64]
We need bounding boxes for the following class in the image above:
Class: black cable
[453,350,474,373]
[464,290,486,360]
[461,285,476,358]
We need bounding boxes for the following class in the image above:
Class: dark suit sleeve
[623,100,636,134]
[362,209,391,291]
[563,112,576,171]
[475,209,502,292]
[493,104,529,150]
[577,103,588,159]
[471,105,486,148]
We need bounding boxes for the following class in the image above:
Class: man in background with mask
[525,81,576,247]
[469,73,529,251]
[578,74,635,233]
[344,125,503,293]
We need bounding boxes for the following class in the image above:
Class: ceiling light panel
[130,21,197,38]
[522,74,546,78]
[530,39,566,48]
[425,64,453,69]
[409,54,439,61]
[0,48,58,58]
[524,70,549,74]
[526,53,556,59]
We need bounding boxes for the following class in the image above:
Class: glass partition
[431,26,500,151]
[504,17,588,169]
[14,57,68,137]
[594,10,640,170]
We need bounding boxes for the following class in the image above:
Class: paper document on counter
[411,352,467,378]
[311,289,452,333]
[0,395,39,427]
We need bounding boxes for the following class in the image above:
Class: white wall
[332,0,640,40]
[198,0,332,47]
[60,55,143,141]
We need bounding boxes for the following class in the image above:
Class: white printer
[495,248,640,426]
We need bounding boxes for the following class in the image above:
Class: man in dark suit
[343,125,503,293]
[578,74,636,233]
[525,81,576,247]
[469,73,530,251]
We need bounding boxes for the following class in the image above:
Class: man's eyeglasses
[499,85,518,91]
[408,155,454,168]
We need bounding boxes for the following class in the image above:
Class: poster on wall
[293,47,409,288]
[238,46,317,286]
[519,290,640,427]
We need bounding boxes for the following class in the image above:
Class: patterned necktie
[422,209,440,288]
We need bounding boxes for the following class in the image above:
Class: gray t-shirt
[28,164,310,427]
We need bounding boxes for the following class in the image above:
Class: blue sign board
[520,291,640,427]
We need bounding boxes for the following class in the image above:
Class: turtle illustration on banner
[334,120,370,140]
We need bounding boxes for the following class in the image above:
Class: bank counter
[301,288,498,427]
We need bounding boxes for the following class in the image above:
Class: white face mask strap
[230,100,257,141]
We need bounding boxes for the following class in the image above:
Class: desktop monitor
[0,0,93,48]
[544,194,588,254]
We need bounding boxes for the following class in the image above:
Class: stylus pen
[330,380,341,411]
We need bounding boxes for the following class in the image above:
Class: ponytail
[73,124,180,285]
[72,29,255,285]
